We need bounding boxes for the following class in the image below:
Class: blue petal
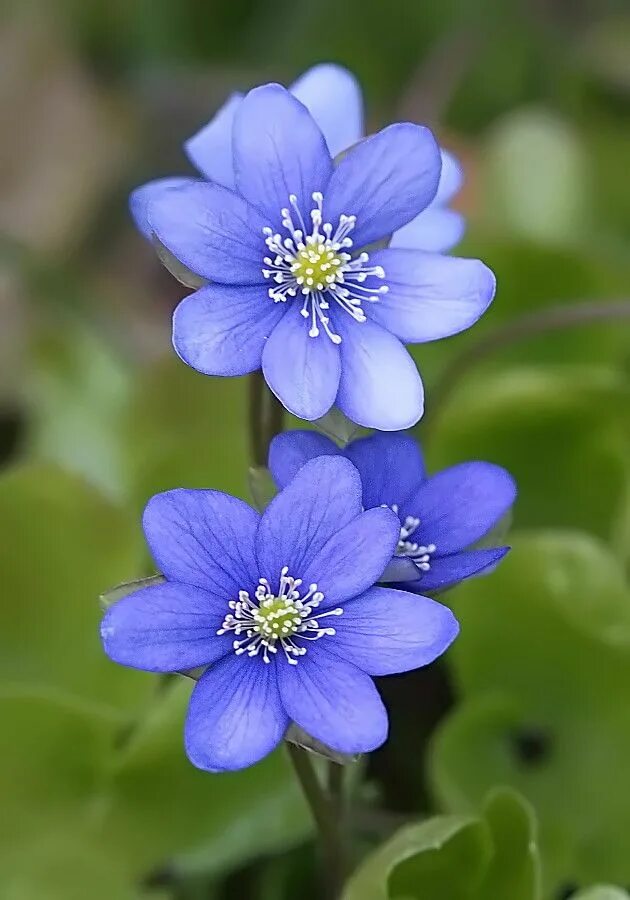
[390,208,466,253]
[344,432,426,509]
[389,153,465,252]
[148,181,268,283]
[336,318,424,430]
[268,430,340,489]
[290,64,363,159]
[262,305,341,421]
[368,249,495,343]
[300,507,400,608]
[233,83,333,225]
[143,489,260,598]
[403,547,510,593]
[403,462,517,554]
[184,92,243,188]
[434,150,464,206]
[277,648,388,754]
[129,177,195,240]
[323,124,441,249]
[328,586,459,675]
[255,456,362,584]
[173,283,285,376]
[100,582,231,672]
[185,655,288,771]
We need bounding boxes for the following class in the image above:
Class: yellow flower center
[290,241,344,293]
[254,598,302,640]
[217,568,344,665]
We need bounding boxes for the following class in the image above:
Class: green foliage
[0,464,152,712]
[422,364,630,544]
[123,357,250,514]
[103,681,312,879]
[25,322,132,499]
[430,532,630,893]
[343,788,540,900]
[482,108,590,246]
[0,682,310,899]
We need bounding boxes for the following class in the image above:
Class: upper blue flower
[100,456,458,771]
[269,431,516,593]
[131,80,495,430]
[131,63,466,254]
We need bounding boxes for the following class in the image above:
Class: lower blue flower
[100,456,458,771]
[269,431,517,593]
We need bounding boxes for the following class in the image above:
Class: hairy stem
[287,743,349,897]
[248,371,284,466]
[328,762,345,819]
[247,379,348,890]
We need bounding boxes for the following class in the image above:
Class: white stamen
[261,192,387,344]
[218,565,343,665]
[388,504,437,574]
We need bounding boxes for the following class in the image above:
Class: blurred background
[2,0,630,898]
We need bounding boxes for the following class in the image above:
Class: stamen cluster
[262,192,388,344]
[217,565,343,665]
[391,504,436,572]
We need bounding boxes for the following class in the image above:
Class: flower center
[390,504,436,573]
[291,242,344,291]
[261,192,388,344]
[217,565,343,665]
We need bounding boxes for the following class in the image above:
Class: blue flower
[100,457,458,771]
[269,431,516,593]
[131,63,465,254]
[131,81,495,430]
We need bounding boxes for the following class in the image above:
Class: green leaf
[422,365,630,544]
[343,788,540,900]
[103,680,312,879]
[124,357,249,513]
[0,687,118,845]
[26,324,131,499]
[387,821,491,900]
[342,814,483,900]
[1,834,141,900]
[0,464,153,711]
[430,531,630,892]
[477,788,541,900]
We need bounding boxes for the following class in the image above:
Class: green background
[1,0,630,896]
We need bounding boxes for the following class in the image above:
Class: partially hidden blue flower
[131,63,465,254]
[131,80,495,430]
[100,456,458,771]
[269,431,517,593]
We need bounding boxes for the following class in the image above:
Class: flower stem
[247,375,348,892]
[425,298,630,432]
[248,371,284,466]
[286,743,349,897]
[327,761,345,819]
